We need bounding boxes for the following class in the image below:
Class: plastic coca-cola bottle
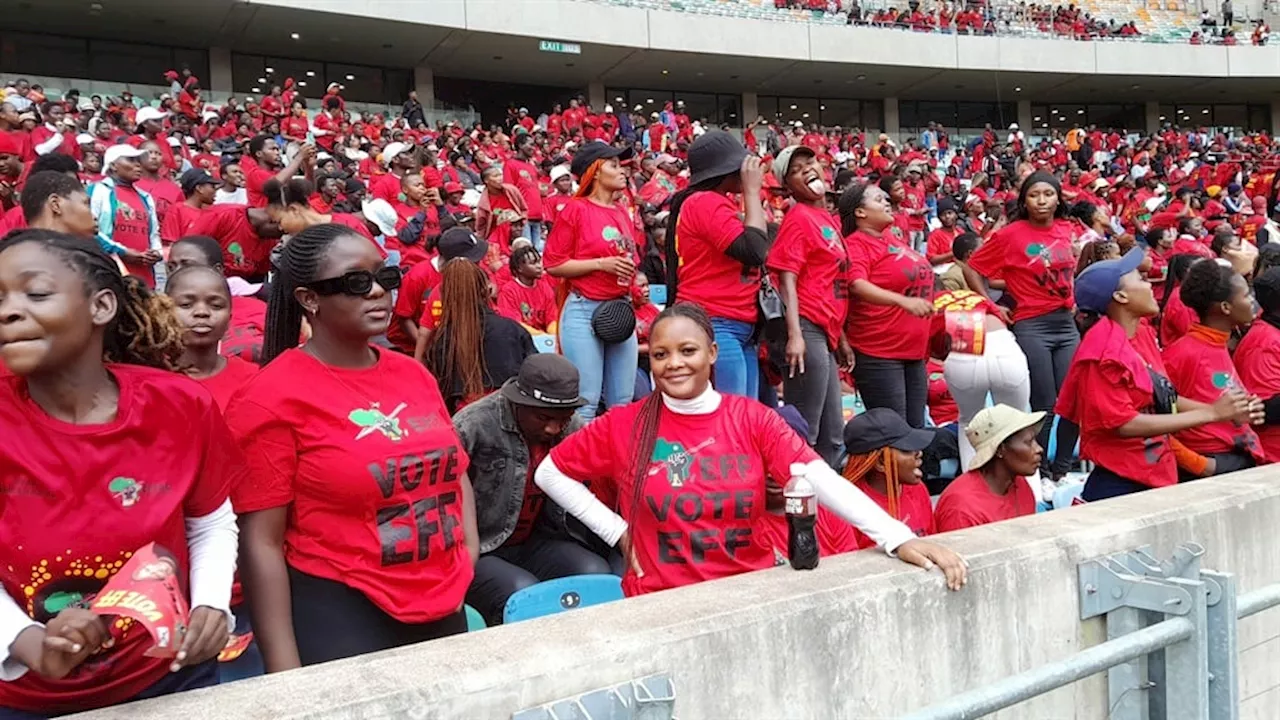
[784,463,819,570]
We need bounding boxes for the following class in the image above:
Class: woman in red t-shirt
[935,405,1041,533]
[840,409,937,549]
[665,130,769,399]
[1057,250,1259,501]
[225,223,477,671]
[765,146,853,465]
[544,143,639,420]
[263,177,375,244]
[1163,260,1267,475]
[839,181,935,428]
[166,265,258,410]
[0,231,239,715]
[963,172,1080,481]
[1236,268,1280,462]
[534,303,967,597]
[166,235,269,364]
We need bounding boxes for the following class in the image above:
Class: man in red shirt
[311,97,343,152]
[370,141,415,204]
[240,134,314,208]
[562,97,586,135]
[503,133,545,250]
[161,168,216,244]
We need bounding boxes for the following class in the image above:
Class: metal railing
[904,542,1280,720]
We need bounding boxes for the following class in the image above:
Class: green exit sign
[539,40,582,55]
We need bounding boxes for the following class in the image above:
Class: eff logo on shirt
[349,402,409,442]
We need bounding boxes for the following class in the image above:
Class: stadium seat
[465,604,487,631]
[502,575,625,624]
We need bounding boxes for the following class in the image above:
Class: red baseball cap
[444,182,463,194]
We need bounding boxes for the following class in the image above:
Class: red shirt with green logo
[1163,326,1265,461]
[497,277,557,332]
[0,366,239,714]
[549,395,818,596]
[543,197,638,302]
[966,219,1077,323]
[766,202,850,350]
[224,348,473,622]
[844,227,934,360]
[672,191,759,324]
[503,157,544,221]
[186,204,275,279]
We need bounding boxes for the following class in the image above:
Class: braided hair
[0,230,185,370]
[262,223,351,364]
[625,302,716,530]
[423,259,490,410]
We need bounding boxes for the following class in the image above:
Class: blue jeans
[559,293,639,420]
[710,317,758,399]
[523,222,544,252]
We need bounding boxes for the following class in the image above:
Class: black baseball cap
[437,226,488,263]
[570,140,634,178]
[501,354,588,409]
[843,408,936,455]
[179,168,215,196]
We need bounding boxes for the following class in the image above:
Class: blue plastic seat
[465,604,486,631]
[502,574,624,624]
[649,283,668,305]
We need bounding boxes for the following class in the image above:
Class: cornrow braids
[625,302,717,531]
[424,259,489,411]
[0,230,185,371]
[262,223,350,364]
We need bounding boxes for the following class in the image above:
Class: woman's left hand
[172,606,230,672]
[895,539,968,591]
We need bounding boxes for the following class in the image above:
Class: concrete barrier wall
[72,468,1280,720]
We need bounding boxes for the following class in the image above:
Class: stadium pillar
[1017,101,1032,134]
[884,97,900,139]
[589,81,606,111]
[414,65,435,105]
[208,47,233,99]
[1145,101,1160,134]
[1271,98,1280,135]
[743,92,758,127]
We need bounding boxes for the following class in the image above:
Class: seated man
[454,354,616,625]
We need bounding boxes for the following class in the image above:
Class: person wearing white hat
[934,404,1043,532]
[545,165,575,228]
[89,144,166,287]
[370,141,416,204]
[134,105,177,172]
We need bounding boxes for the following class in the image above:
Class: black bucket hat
[687,130,747,185]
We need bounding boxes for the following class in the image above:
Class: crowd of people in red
[2,64,1280,718]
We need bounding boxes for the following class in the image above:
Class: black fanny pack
[591,298,636,344]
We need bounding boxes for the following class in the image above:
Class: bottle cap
[789,463,808,477]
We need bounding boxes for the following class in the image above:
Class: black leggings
[288,566,466,666]
[1012,309,1080,477]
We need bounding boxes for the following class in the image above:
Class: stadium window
[715,94,741,126]
[819,98,861,129]
[1247,104,1271,133]
[606,88,628,112]
[1212,104,1247,134]
[326,63,386,105]
[630,89,671,119]
[0,33,90,79]
[757,96,781,122]
[262,58,325,99]
[678,92,716,126]
[382,69,412,106]
[89,41,176,86]
[861,100,884,133]
[171,48,210,86]
[898,101,921,135]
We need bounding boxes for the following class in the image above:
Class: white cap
[75,133,95,145]
[103,144,147,167]
[550,165,571,182]
[381,141,409,166]
[604,104,613,114]
[360,198,398,237]
[166,136,182,147]
[135,106,168,125]
[1009,123,1019,130]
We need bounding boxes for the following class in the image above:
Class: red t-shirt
[1234,320,1280,462]
[503,157,544,221]
[927,358,959,425]
[766,202,849,350]
[543,198,639,302]
[934,470,1036,533]
[1056,318,1177,487]
[673,191,758,324]
[239,157,274,209]
[497,277,557,332]
[225,348,473,622]
[222,296,267,364]
[967,219,1077,322]
[390,259,442,353]
[635,302,661,345]
[850,478,935,549]
[330,212,376,243]
[416,285,446,332]
[134,177,182,228]
[111,184,156,287]
[186,204,274,278]
[159,202,203,245]
[0,204,26,236]
[370,172,403,205]
[0,366,239,714]
[1161,288,1196,345]
[845,227,934,360]
[1164,329,1265,461]
[549,394,818,596]
[927,226,962,262]
[195,356,258,411]
[507,444,550,547]
[545,192,572,226]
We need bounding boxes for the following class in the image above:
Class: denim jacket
[452,391,585,553]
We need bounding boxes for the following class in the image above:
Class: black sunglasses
[304,267,402,296]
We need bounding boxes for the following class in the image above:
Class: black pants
[0,660,217,719]
[288,566,466,667]
[853,353,928,428]
[1012,309,1080,477]
[466,535,614,626]
[1081,465,1151,502]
